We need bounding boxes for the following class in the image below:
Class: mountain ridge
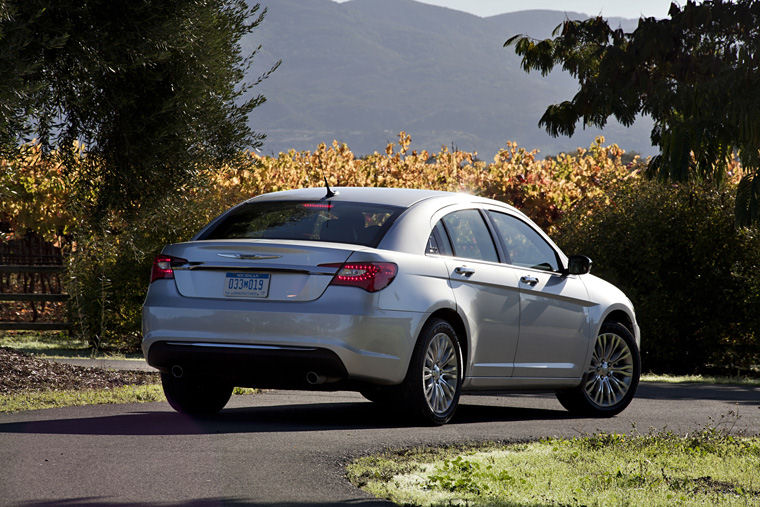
[247,0,653,158]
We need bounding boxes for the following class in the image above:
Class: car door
[487,210,593,379]
[430,209,521,378]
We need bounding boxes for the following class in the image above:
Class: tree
[505,0,760,224]
[0,0,279,219]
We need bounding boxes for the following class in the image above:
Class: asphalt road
[1,383,758,506]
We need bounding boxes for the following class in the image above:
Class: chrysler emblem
[217,253,282,260]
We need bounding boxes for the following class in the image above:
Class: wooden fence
[0,234,71,331]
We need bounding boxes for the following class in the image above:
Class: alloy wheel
[422,332,459,414]
[584,332,635,407]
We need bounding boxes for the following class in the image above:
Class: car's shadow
[1,382,756,437]
[0,399,573,436]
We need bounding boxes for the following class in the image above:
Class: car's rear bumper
[142,280,426,385]
[146,341,351,389]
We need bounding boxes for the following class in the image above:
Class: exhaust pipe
[171,365,184,379]
[306,371,341,385]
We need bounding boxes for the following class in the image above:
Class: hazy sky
[332,0,692,19]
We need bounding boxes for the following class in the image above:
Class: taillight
[150,255,187,283]
[320,262,397,292]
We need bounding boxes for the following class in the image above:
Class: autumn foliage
[205,132,637,232]
[0,132,639,241]
[2,133,758,375]
[1,133,637,348]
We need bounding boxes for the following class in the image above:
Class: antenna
[323,176,336,198]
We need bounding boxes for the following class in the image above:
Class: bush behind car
[556,179,760,374]
[8,135,759,376]
[2,135,632,350]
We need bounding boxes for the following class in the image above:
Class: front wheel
[161,373,233,416]
[403,319,463,425]
[556,322,640,417]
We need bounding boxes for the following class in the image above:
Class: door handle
[454,266,475,277]
[520,275,539,286]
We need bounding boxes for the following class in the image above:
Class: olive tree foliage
[0,0,279,219]
[506,0,760,224]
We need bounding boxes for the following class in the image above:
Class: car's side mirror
[566,255,592,275]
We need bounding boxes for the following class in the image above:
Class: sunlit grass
[0,331,142,359]
[642,373,760,386]
[348,430,760,506]
[0,384,258,413]
[0,384,165,413]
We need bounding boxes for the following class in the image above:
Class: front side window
[488,211,560,272]
[441,209,498,263]
[202,201,404,247]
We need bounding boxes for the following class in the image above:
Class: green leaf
[735,173,760,226]
[504,0,760,224]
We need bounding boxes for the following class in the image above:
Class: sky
[332,0,692,19]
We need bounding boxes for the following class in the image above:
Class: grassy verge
[0,331,142,359]
[641,373,760,386]
[348,431,760,506]
[0,384,165,413]
[0,385,258,413]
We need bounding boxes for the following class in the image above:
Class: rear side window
[202,201,404,247]
[426,222,452,256]
[441,209,499,263]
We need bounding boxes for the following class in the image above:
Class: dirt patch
[0,347,159,394]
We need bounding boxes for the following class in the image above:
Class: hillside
[246,0,652,157]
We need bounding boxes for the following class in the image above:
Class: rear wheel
[161,373,233,416]
[403,319,462,425]
[556,322,640,417]
[360,385,401,406]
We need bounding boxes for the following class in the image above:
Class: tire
[360,385,401,406]
[161,373,233,416]
[556,321,640,417]
[402,318,463,425]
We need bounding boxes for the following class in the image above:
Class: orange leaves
[1,134,642,242]
[0,144,78,241]
[201,134,638,232]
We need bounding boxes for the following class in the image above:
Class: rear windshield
[201,200,405,247]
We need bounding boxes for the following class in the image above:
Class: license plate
[224,272,270,298]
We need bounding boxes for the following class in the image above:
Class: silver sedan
[142,186,640,425]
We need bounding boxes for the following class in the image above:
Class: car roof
[247,186,508,210]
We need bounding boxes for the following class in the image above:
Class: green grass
[0,331,142,359]
[348,431,760,506]
[0,384,165,413]
[641,373,760,386]
[0,385,258,413]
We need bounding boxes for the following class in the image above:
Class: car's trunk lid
[164,240,353,302]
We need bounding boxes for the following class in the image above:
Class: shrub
[556,179,760,374]
[66,177,229,349]
[227,132,634,232]
[1,134,636,350]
